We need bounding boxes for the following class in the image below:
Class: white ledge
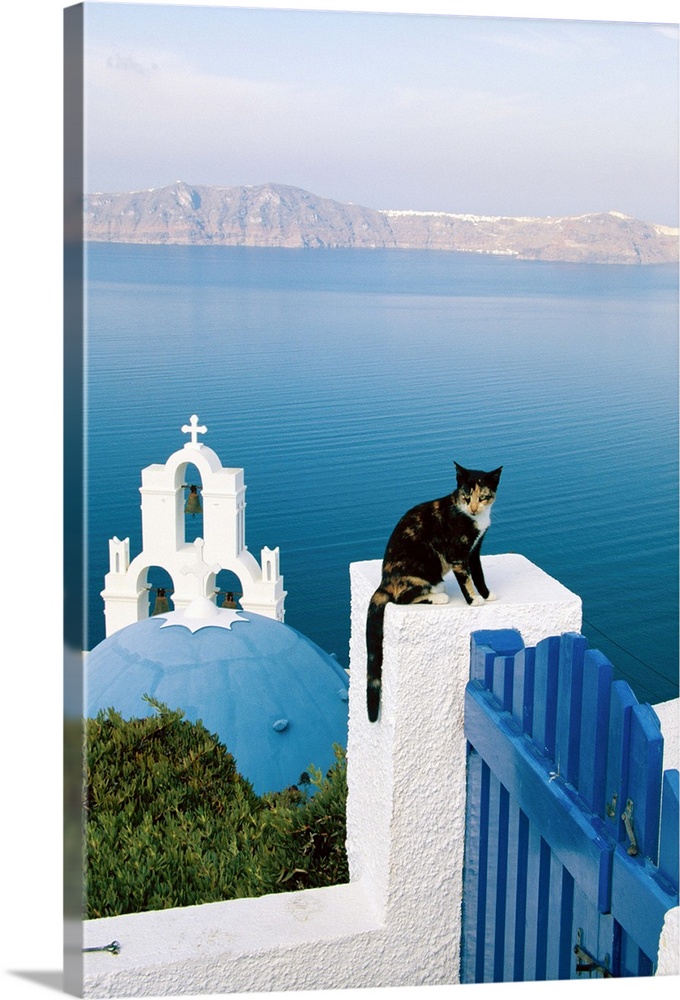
[83,881,384,995]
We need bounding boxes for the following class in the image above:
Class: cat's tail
[366,588,391,722]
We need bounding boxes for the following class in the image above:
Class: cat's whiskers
[471,506,492,532]
[456,500,492,530]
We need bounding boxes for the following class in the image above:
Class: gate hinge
[574,929,613,978]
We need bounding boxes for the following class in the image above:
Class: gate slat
[475,756,492,984]
[531,635,560,759]
[544,852,561,979]
[578,648,614,816]
[512,645,535,736]
[558,867,576,979]
[502,800,527,982]
[603,680,638,844]
[470,629,524,688]
[630,933,654,977]
[593,912,616,977]
[534,834,552,980]
[571,884,603,980]
[618,920,640,977]
[619,932,653,978]
[485,772,509,981]
[481,768,499,982]
[521,822,542,981]
[627,703,664,862]
[492,654,514,713]
[544,855,574,980]
[555,633,587,786]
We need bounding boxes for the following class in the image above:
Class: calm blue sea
[84,243,679,704]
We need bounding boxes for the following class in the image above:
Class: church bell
[184,483,202,516]
[152,587,170,616]
[221,590,241,609]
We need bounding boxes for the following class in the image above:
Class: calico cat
[366,462,502,722]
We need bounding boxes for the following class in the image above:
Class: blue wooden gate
[461,628,679,982]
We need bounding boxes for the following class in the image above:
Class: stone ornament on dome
[182,414,207,448]
[157,597,250,633]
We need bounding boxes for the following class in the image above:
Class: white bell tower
[101,415,286,636]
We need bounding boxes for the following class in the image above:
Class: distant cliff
[84,182,679,265]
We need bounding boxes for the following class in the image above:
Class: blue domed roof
[85,602,349,795]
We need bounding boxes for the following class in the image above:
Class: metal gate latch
[574,929,612,978]
[621,799,639,856]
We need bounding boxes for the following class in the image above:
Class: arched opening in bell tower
[213,569,244,609]
[181,463,204,545]
[146,566,176,617]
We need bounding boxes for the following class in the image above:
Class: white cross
[180,537,221,579]
[180,538,222,580]
[181,414,207,447]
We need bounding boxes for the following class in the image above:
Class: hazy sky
[83,1,679,224]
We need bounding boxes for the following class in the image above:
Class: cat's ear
[454,461,467,480]
[488,466,503,485]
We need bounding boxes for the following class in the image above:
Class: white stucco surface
[81,554,678,995]
[654,698,679,772]
[656,906,679,976]
[654,700,679,977]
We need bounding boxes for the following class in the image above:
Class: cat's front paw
[470,595,485,606]
[484,591,498,602]
[430,592,449,605]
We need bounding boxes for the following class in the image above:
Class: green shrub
[85,697,347,918]
[263,746,349,892]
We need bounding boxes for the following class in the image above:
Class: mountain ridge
[84,181,679,265]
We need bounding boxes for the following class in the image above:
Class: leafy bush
[263,748,348,893]
[85,697,347,918]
